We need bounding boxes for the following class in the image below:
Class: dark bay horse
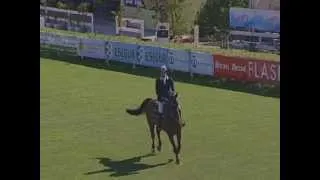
[126,93,184,164]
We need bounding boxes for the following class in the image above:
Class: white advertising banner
[79,38,106,60]
[40,32,79,48]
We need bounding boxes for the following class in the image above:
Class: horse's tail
[126,98,153,116]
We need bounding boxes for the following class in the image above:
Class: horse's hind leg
[168,134,180,164]
[156,126,162,152]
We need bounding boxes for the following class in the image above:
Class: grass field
[40,56,280,180]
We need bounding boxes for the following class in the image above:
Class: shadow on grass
[84,153,172,177]
[40,47,279,98]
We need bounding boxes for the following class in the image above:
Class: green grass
[41,56,279,180]
[41,27,280,61]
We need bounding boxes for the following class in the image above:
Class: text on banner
[214,55,280,83]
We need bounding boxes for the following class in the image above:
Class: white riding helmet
[160,65,167,72]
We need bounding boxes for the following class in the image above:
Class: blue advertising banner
[105,41,138,64]
[229,8,280,33]
[139,45,168,68]
[190,52,214,76]
[167,49,189,72]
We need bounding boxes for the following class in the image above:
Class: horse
[126,93,184,164]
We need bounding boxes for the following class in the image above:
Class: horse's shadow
[84,153,173,177]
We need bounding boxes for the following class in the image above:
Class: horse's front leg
[176,129,182,160]
[149,123,156,154]
[168,134,180,164]
[156,126,162,152]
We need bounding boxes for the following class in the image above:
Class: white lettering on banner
[191,54,199,68]
[109,42,138,63]
[190,52,214,76]
[270,64,277,81]
[215,61,230,71]
[105,41,113,60]
[139,46,168,68]
[136,45,144,64]
[231,63,246,72]
[145,50,166,64]
[248,61,254,78]
[254,62,259,79]
[114,47,135,59]
[261,63,269,80]
[247,61,280,82]
[168,51,174,64]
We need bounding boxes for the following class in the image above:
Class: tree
[46,0,59,7]
[197,0,248,38]
[167,0,188,36]
[158,0,169,23]
[111,4,125,31]
[77,2,91,32]
[56,1,68,9]
[56,1,70,29]
[151,0,187,36]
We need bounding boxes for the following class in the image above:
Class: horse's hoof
[157,146,162,152]
[151,149,155,154]
[175,160,180,165]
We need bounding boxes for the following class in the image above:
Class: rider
[155,65,175,119]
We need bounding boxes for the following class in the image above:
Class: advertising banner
[167,49,189,72]
[139,45,168,68]
[40,32,79,56]
[79,38,105,59]
[105,41,138,64]
[214,55,280,83]
[40,32,79,48]
[190,52,214,76]
[229,8,280,33]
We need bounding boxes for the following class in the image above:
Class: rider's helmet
[160,65,167,77]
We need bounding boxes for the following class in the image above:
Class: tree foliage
[196,0,248,38]
[151,0,188,36]
[77,2,91,13]
[56,1,69,10]
[167,0,188,36]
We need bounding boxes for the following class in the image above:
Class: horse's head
[167,92,182,124]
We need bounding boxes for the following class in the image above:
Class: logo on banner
[191,54,199,68]
[168,51,174,64]
[136,45,144,64]
[105,41,113,59]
